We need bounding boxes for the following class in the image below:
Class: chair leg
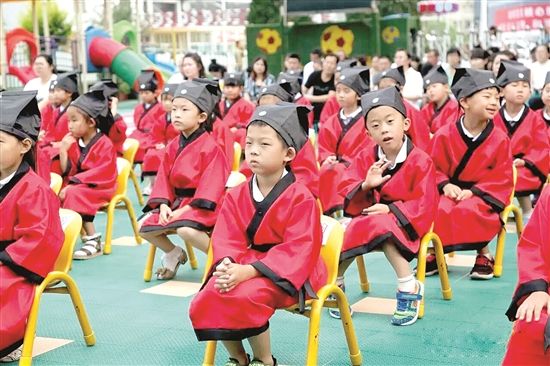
[355,256,370,293]
[432,233,452,301]
[144,244,156,282]
[130,168,144,206]
[61,273,96,346]
[185,241,199,270]
[103,198,118,255]
[494,228,506,278]
[120,196,143,245]
[511,205,523,236]
[416,235,429,319]
[19,285,47,366]
[202,341,217,366]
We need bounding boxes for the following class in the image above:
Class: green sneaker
[391,281,424,326]
[224,353,250,366]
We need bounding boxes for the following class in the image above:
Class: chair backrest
[115,157,131,197]
[54,209,83,273]
[50,173,63,195]
[232,142,242,172]
[319,215,344,286]
[122,138,140,165]
[225,171,247,189]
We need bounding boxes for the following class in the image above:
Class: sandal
[0,346,22,363]
[73,234,102,260]
[155,246,188,280]
[249,356,277,366]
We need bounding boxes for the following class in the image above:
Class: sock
[397,274,416,293]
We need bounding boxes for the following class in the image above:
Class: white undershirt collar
[0,171,17,189]
[252,169,288,202]
[377,136,408,170]
[339,107,362,125]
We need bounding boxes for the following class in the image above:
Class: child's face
[336,83,359,110]
[53,88,72,105]
[223,85,242,101]
[492,54,510,75]
[502,81,531,105]
[470,58,487,70]
[139,90,157,104]
[0,131,31,175]
[245,123,295,176]
[378,77,398,90]
[171,97,207,135]
[541,83,550,107]
[67,106,95,138]
[365,106,410,153]
[285,57,301,72]
[162,94,173,113]
[258,94,282,106]
[426,83,449,104]
[460,87,499,121]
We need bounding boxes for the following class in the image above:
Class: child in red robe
[429,68,513,279]
[139,80,230,280]
[540,71,550,144]
[335,86,437,324]
[89,80,127,156]
[59,90,117,260]
[502,186,550,365]
[240,82,320,197]
[219,72,255,148]
[277,71,314,130]
[318,68,372,214]
[141,84,179,195]
[128,70,165,164]
[0,90,63,362]
[319,59,359,127]
[493,60,549,219]
[189,103,327,366]
[377,66,431,150]
[420,66,460,134]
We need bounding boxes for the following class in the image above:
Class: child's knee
[177,226,200,241]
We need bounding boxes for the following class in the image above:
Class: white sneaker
[0,346,22,363]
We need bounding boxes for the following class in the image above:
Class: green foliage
[377,0,419,17]
[248,0,282,24]
[113,0,132,24]
[20,2,72,42]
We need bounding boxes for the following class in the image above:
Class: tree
[247,0,282,24]
[376,0,419,17]
[113,0,132,24]
[20,2,72,43]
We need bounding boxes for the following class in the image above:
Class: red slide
[6,28,38,84]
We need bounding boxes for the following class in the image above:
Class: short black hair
[447,47,461,57]
[378,55,391,61]
[428,49,439,57]
[324,53,338,62]
[286,53,301,62]
[311,48,322,56]
[395,48,411,59]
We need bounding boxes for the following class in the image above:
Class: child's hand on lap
[214,263,259,293]
[516,291,550,323]
[362,159,391,190]
[443,183,462,200]
[322,155,338,167]
[362,203,390,215]
[513,158,525,167]
[168,205,190,220]
[456,189,473,201]
[158,204,172,225]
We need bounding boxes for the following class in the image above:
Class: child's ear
[284,147,297,163]
[198,112,208,123]
[402,117,411,132]
[459,97,468,110]
[19,138,33,155]
[88,117,98,128]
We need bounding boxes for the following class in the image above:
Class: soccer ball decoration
[320,25,355,56]
[256,28,283,55]
[382,26,401,44]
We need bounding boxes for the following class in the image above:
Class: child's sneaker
[391,280,424,326]
[328,281,353,319]
[0,346,21,363]
[469,254,494,280]
[249,356,277,366]
[414,253,442,277]
[224,354,250,366]
[73,233,102,260]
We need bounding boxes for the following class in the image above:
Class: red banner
[493,3,550,31]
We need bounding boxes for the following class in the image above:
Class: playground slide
[5,28,38,84]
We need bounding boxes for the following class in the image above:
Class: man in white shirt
[394,49,423,108]
[301,49,322,87]
[530,45,550,92]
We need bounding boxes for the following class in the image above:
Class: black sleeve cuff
[523,159,547,185]
[251,261,297,296]
[62,159,72,177]
[68,177,82,185]
[0,251,44,284]
[142,198,170,213]
[190,198,217,211]
[471,186,506,213]
[505,279,549,321]
[388,203,419,241]
[437,180,450,194]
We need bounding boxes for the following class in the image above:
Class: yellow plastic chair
[122,138,144,206]
[494,165,523,277]
[49,173,62,195]
[101,158,143,255]
[202,216,362,366]
[20,209,95,366]
[143,171,246,282]
[355,223,452,318]
[232,142,242,172]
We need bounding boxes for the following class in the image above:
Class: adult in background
[167,52,206,84]
[394,49,423,108]
[530,44,550,94]
[420,49,440,76]
[244,56,275,102]
[302,48,322,88]
[302,53,337,127]
[23,54,57,110]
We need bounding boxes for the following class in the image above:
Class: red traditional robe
[295,95,314,129]
[502,186,550,365]
[189,172,327,341]
[211,117,235,170]
[318,111,372,214]
[35,145,51,184]
[319,94,339,126]
[108,114,128,156]
[38,105,69,160]
[140,128,230,233]
[0,163,63,358]
[61,133,117,221]
[218,97,255,148]
[430,120,513,252]
[142,113,179,177]
[240,141,320,198]
[129,101,165,163]
[420,97,460,134]
[404,100,430,151]
[339,139,438,261]
[538,109,550,144]
[493,106,549,196]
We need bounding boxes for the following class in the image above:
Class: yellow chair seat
[49,173,62,195]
